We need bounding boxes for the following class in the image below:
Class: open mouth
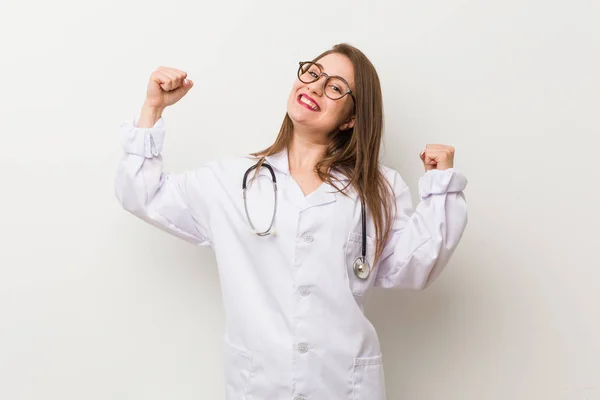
[297,94,320,111]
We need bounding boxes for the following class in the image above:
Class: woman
[115,43,468,400]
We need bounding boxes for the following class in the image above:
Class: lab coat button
[303,234,314,243]
[298,286,311,297]
[297,343,309,353]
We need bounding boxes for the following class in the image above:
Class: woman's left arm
[374,146,468,290]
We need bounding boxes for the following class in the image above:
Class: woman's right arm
[115,68,214,247]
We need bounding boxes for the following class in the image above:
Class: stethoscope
[242,161,371,280]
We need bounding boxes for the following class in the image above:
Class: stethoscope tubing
[242,161,370,278]
[242,162,278,236]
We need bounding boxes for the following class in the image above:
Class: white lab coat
[115,115,469,400]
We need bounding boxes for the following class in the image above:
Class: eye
[330,85,341,93]
[309,71,319,79]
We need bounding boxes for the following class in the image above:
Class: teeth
[300,95,318,110]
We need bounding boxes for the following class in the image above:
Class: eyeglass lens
[298,62,350,100]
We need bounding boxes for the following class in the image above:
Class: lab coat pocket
[344,232,377,298]
[352,354,386,400]
[223,339,254,400]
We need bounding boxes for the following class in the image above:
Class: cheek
[327,101,351,123]
[286,92,298,115]
[287,84,301,108]
[289,81,303,97]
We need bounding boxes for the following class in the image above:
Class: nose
[307,74,327,97]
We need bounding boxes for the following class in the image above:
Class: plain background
[1,0,599,398]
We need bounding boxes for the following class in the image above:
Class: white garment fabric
[115,115,469,400]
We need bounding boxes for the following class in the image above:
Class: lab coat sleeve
[114,115,213,247]
[374,168,468,290]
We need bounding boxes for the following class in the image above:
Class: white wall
[1,0,598,398]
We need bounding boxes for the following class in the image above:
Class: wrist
[141,101,164,116]
[138,103,165,128]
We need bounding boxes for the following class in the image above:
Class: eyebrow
[316,62,349,80]
[315,62,353,89]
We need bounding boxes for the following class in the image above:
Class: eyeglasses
[297,61,356,105]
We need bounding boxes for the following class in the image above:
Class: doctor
[115,43,468,400]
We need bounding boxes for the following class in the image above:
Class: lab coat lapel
[265,150,338,211]
[305,183,336,208]
[265,150,304,210]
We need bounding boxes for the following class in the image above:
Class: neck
[287,127,329,176]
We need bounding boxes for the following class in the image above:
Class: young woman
[115,43,468,400]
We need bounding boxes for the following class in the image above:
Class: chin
[286,103,305,124]
[287,101,316,122]
[286,112,305,128]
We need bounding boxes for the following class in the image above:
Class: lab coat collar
[265,149,289,175]
[264,149,343,210]
[264,149,350,182]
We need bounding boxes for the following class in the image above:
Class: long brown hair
[250,43,395,265]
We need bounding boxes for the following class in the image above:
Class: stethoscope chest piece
[353,257,370,280]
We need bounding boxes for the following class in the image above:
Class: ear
[339,115,356,131]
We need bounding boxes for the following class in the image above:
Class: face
[286,53,356,134]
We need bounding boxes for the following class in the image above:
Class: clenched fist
[419,144,455,171]
[144,66,194,110]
